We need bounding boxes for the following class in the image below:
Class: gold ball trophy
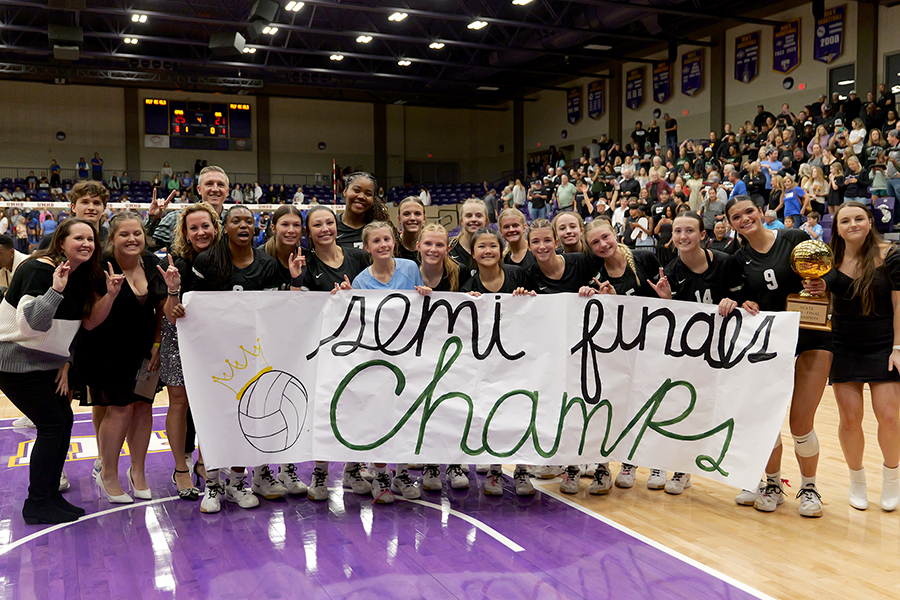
[785,239,834,331]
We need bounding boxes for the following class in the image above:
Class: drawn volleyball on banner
[238,369,308,453]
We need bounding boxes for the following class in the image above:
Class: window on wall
[829,64,856,101]
[886,53,900,96]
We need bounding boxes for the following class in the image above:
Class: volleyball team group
[1,163,898,527]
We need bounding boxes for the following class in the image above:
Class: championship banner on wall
[652,61,672,104]
[773,19,801,74]
[587,80,604,119]
[735,31,760,83]
[681,50,703,96]
[814,5,845,64]
[626,67,644,110]
[567,86,583,124]
[178,291,799,490]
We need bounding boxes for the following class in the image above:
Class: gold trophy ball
[790,239,834,279]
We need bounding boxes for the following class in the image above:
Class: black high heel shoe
[173,468,199,501]
[193,462,206,490]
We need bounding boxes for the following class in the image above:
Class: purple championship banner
[652,61,672,104]
[681,50,703,96]
[773,19,801,74]
[734,31,760,83]
[626,67,644,110]
[587,80,604,119]
[814,5,845,64]
[567,86,583,124]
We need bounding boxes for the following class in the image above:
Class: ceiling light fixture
[131,14,148,23]
[428,42,445,49]
[124,37,138,44]
[398,59,411,66]
[584,44,612,51]
[285,1,304,11]
[330,54,344,61]
[837,79,854,86]
[476,85,499,91]
[512,0,535,5]
[262,25,279,35]
[388,12,408,22]
[242,47,257,53]
[356,35,373,43]
[467,20,488,30]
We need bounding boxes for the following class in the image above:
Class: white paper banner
[178,291,799,489]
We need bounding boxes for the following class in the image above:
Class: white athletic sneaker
[514,468,535,496]
[647,468,667,490]
[200,481,224,513]
[307,467,329,501]
[588,464,613,495]
[581,464,597,478]
[12,416,34,428]
[484,469,505,496]
[422,465,442,491]
[371,471,395,504]
[560,465,581,494]
[447,464,470,489]
[407,463,424,470]
[360,463,375,482]
[475,464,491,474]
[390,470,421,499]
[92,458,102,482]
[753,481,785,512]
[534,465,564,479]
[59,469,70,492]
[665,472,691,495]
[225,471,259,509]
[460,464,470,474]
[252,465,288,499]
[342,463,373,494]
[735,481,764,506]
[796,485,823,518]
[615,463,636,488]
[277,464,308,495]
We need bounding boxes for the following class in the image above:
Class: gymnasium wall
[0,80,126,175]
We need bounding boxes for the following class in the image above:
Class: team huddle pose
[1,167,898,527]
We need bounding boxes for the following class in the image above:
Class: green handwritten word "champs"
[330,337,734,476]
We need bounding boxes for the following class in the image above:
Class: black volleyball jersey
[335,220,364,250]
[398,244,419,263]
[460,264,534,294]
[733,228,809,311]
[599,249,661,298]
[301,247,370,292]
[529,253,599,294]
[664,249,745,305]
[504,249,538,271]
[449,240,477,288]
[192,247,282,292]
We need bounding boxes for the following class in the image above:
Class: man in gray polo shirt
[554,174,577,212]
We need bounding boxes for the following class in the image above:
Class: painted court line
[406,498,525,553]
[0,495,181,558]
[0,412,169,430]
[513,469,776,600]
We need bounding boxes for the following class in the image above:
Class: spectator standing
[664,113,678,153]
[90,153,103,181]
[554,175,577,213]
[632,121,648,155]
[49,160,61,188]
[483,188,499,223]
[76,157,88,179]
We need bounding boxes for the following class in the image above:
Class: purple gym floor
[0,413,767,600]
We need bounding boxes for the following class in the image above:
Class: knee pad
[793,430,819,458]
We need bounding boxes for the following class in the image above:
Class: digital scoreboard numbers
[143,99,251,139]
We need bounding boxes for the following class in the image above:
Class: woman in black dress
[81,212,166,504]
[828,201,900,511]
[157,203,221,501]
[0,219,111,523]
[719,196,832,518]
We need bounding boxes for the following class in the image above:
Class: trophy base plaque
[786,294,832,331]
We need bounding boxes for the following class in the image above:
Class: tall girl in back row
[719,195,832,518]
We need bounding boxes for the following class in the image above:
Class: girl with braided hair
[583,218,667,493]
[336,171,394,250]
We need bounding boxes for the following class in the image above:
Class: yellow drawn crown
[212,338,272,399]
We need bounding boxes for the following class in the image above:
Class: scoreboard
[144,99,252,139]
